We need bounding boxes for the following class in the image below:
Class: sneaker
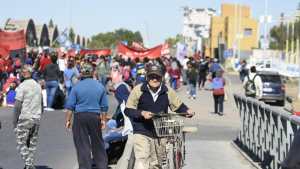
[193,96,196,100]
[44,107,55,111]
[218,112,224,116]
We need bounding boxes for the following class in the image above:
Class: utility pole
[233,3,238,60]
[263,0,269,52]
[296,2,300,99]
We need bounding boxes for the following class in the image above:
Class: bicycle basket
[152,116,184,137]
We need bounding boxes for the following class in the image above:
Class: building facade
[182,7,216,57]
[210,4,259,60]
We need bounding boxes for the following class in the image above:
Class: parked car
[257,71,285,106]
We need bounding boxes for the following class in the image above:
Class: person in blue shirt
[209,58,223,79]
[64,59,79,97]
[65,63,109,169]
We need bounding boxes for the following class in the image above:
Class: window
[244,28,252,37]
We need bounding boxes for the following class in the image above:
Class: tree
[49,19,54,28]
[165,34,184,48]
[69,27,76,43]
[82,37,86,48]
[87,28,144,49]
[269,12,300,50]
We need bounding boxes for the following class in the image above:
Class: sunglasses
[148,74,162,81]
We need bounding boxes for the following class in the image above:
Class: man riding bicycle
[124,64,194,169]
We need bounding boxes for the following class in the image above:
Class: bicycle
[151,112,196,169]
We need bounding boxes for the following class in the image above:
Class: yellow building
[209,3,259,58]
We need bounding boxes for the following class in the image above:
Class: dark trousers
[73,113,108,169]
[213,95,224,114]
[198,73,207,88]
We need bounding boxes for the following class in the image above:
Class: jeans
[66,86,72,98]
[189,83,196,97]
[45,80,58,108]
[170,78,177,90]
[213,95,224,114]
[103,131,124,149]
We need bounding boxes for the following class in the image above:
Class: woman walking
[211,71,225,116]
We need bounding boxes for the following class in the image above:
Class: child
[211,71,225,115]
[6,81,17,107]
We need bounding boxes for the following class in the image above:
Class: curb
[230,141,262,169]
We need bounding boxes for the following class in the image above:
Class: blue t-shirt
[64,68,79,88]
[65,78,109,114]
[210,63,222,73]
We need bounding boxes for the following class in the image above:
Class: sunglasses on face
[148,74,162,81]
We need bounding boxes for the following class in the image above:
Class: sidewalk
[175,81,255,169]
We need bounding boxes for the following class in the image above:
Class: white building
[182,7,216,55]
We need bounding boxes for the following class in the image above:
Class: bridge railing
[234,94,300,169]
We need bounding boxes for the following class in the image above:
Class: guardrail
[234,94,300,169]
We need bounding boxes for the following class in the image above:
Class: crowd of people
[0,51,226,109]
[0,49,230,169]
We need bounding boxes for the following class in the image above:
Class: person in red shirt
[39,53,52,73]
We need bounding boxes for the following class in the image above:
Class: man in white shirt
[243,66,263,98]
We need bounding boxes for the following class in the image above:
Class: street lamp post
[263,0,268,51]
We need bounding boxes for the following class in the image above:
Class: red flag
[117,43,163,60]
[0,30,26,50]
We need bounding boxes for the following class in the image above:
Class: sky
[0,0,298,47]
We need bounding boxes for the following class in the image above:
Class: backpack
[52,87,65,109]
[212,77,225,95]
[199,63,207,72]
[245,74,257,97]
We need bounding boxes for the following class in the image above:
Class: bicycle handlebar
[151,112,195,118]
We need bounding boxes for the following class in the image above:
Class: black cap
[147,64,163,77]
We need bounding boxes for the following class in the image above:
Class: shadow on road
[36,166,53,169]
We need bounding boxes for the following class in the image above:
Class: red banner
[117,43,162,59]
[131,42,147,51]
[0,30,26,50]
[0,45,9,57]
[80,49,111,56]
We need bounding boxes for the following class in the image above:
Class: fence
[234,94,300,169]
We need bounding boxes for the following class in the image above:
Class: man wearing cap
[65,63,109,169]
[125,64,194,169]
[14,65,43,169]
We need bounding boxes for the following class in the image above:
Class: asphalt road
[0,74,260,169]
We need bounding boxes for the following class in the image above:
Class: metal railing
[234,94,300,169]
